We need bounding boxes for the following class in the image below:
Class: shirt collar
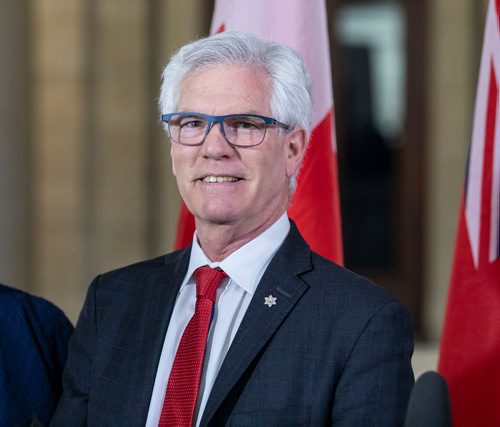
[183,213,290,295]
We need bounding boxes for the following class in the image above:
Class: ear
[285,128,308,178]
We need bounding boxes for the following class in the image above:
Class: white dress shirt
[145,214,290,427]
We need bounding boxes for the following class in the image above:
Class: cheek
[260,149,289,186]
[170,145,177,176]
[171,157,177,177]
[171,146,195,179]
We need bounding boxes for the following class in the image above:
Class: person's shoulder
[0,282,34,303]
[281,223,402,308]
[298,253,413,341]
[0,283,73,339]
[307,251,404,309]
[0,282,27,302]
[96,247,188,283]
[85,247,190,301]
[80,249,190,319]
[0,283,65,318]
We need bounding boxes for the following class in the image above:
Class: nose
[201,122,234,159]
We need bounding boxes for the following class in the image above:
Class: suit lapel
[200,223,312,426]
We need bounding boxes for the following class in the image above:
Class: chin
[195,206,241,225]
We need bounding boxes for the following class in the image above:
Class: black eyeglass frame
[161,112,292,147]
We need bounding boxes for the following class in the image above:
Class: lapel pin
[264,295,277,308]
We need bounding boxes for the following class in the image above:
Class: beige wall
[0,1,30,291]
[8,0,211,321]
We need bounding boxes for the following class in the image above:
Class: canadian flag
[174,0,343,264]
[438,0,500,425]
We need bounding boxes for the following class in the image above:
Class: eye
[179,117,206,129]
[226,116,265,130]
[237,120,258,129]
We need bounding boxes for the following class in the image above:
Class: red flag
[174,0,343,265]
[438,1,500,424]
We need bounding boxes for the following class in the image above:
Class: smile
[201,176,241,183]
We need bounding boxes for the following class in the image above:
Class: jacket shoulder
[309,252,397,303]
[277,221,406,312]
[96,247,189,285]
[0,283,73,334]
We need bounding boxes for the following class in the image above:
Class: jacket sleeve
[51,276,100,427]
[331,300,414,426]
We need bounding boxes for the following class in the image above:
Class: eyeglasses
[161,112,291,147]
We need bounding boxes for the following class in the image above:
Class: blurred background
[0,0,489,371]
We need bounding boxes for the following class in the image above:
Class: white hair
[159,30,313,192]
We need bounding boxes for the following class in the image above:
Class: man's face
[170,63,306,237]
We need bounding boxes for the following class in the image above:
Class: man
[53,31,414,426]
[0,283,73,426]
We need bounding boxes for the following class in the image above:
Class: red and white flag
[439,0,500,424]
[174,0,343,264]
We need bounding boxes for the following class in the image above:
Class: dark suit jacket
[0,284,73,427]
[52,223,414,426]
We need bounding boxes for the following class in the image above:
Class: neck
[195,212,284,262]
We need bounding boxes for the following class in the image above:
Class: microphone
[404,371,452,427]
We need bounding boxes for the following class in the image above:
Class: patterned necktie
[159,266,227,427]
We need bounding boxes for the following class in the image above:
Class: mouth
[200,175,242,183]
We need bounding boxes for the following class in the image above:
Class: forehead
[178,63,272,113]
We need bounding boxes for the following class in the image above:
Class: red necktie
[159,266,227,427]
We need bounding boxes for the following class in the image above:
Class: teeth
[202,176,239,183]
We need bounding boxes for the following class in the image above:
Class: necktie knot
[193,266,227,302]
